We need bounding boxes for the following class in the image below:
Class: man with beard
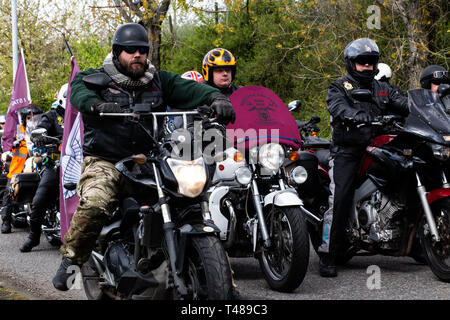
[317,38,409,277]
[52,23,235,290]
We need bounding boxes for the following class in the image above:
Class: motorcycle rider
[52,23,235,291]
[375,63,404,96]
[318,38,409,277]
[1,104,43,233]
[19,84,66,252]
[420,65,449,94]
[202,48,241,97]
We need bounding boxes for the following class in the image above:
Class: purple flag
[2,51,31,152]
[59,56,83,241]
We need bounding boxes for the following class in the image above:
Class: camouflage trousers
[60,156,126,265]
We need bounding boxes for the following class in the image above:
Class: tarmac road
[0,224,449,300]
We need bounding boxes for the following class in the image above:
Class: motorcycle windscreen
[227,86,301,150]
[404,89,450,145]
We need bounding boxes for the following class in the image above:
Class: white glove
[1,151,12,162]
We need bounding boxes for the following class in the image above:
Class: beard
[126,60,148,79]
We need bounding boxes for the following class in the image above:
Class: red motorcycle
[309,88,450,282]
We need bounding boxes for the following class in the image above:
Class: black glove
[32,136,49,148]
[354,111,371,123]
[210,94,236,125]
[90,102,122,114]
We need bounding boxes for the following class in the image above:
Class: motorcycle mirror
[31,128,47,138]
[438,83,450,98]
[288,100,302,112]
[310,116,321,124]
[351,89,372,102]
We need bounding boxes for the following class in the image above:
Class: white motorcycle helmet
[375,63,392,82]
[54,83,68,109]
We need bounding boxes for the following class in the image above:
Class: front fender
[426,188,450,205]
[175,222,221,273]
[264,188,303,207]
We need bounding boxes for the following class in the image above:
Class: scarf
[103,53,157,90]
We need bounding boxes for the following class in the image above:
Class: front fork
[152,163,188,296]
[415,171,449,242]
[250,164,273,249]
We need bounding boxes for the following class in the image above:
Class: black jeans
[29,165,59,227]
[319,145,366,260]
[1,178,13,222]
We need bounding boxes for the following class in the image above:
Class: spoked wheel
[182,235,232,300]
[258,206,309,292]
[420,197,450,282]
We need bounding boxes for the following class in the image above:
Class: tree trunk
[114,0,171,69]
[376,0,429,89]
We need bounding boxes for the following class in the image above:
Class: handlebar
[297,116,321,136]
[343,115,404,129]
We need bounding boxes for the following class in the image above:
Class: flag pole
[64,39,74,58]
[11,0,18,80]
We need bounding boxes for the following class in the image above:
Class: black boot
[1,219,11,234]
[19,222,41,252]
[319,254,337,278]
[52,258,81,291]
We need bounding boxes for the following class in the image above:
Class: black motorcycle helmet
[19,103,42,127]
[112,23,150,59]
[344,38,380,84]
[420,65,449,90]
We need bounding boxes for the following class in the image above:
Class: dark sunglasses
[122,46,148,55]
[354,57,377,66]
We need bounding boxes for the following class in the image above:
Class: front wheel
[258,206,310,292]
[183,235,233,300]
[420,197,450,282]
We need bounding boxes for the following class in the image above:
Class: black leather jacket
[37,106,65,138]
[327,73,409,147]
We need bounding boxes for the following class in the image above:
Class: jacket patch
[343,82,354,90]
[378,92,388,96]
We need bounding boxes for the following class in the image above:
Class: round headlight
[290,166,308,184]
[259,143,285,171]
[235,167,252,185]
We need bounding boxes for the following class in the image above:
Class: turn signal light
[289,151,299,161]
[234,151,244,162]
[133,154,147,165]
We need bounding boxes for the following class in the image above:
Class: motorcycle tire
[81,255,113,300]
[258,206,309,292]
[183,235,233,300]
[419,197,450,282]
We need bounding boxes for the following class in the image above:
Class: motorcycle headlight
[430,143,450,161]
[235,167,252,185]
[259,143,285,172]
[166,157,207,198]
[290,166,308,184]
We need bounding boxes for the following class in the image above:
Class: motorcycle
[9,128,62,246]
[208,86,316,292]
[285,101,332,247]
[80,104,233,300]
[309,88,450,281]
